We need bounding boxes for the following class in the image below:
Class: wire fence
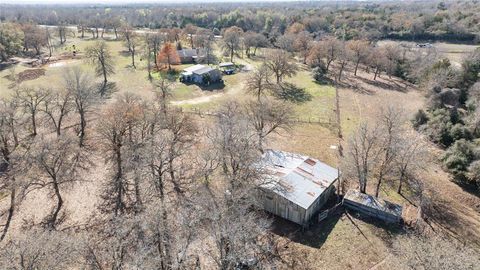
[183,107,335,126]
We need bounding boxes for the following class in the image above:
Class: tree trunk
[79,111,86,147]
[0,187,15,241]
[31,112,37,136]
[354,60,360,76]
[338,61,346,81]
[398,171,405,194]
[114,28,118,39]
[326,60,332,72]
[114,146,124,216]
[131,51,135,68]
[49,180,63,230]
[375,174,382,198]
[373,66,379,80]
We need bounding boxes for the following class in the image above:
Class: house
[219,62,235,75]
[177,48,205,64]
[343,189,403,223]
[180,64,222,85]
[256,150,339,226]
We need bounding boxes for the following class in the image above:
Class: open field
[378,40,479,67]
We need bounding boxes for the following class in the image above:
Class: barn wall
[305,181,337,223]
[257,189,306,225]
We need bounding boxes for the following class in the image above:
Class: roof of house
[183,64,206,74]
[257,149,339,210]
[193,66,214,75]
[177,49,198,58]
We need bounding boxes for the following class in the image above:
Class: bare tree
[293,31,313,64]
[245,98,293,152]
[336,40,348,81]
[182,24,197,48]
[395,134,425,194]
[265,49,298,83]
[347,39,371,76]
[96,94,147,216]
[319,36,341,72]
[85,41,115,96]
[122,27,140,68]
[345,122,381,193]
[386,234,480,269]
[152,75,175,118]
[28,134,84,229]
[374,106,404,197]
[194,28,216,64]
[0,98,26,242]
[41,88,73,136]
[63,67,99,147]
[0,229,80,269]
[202,102,279,269]
[221,26,243,62]
[15,87,49,136]
[245,64,273,101]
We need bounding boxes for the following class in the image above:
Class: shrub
[442,139,478,177]
[312,66,328,83]
[412,109,428,129]
[467,160,480,189]
[422,108,454,147]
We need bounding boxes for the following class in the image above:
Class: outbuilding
[343,189,403,223]
[219,62,235,74]
[256,150,339,226]
[180,64,222,85]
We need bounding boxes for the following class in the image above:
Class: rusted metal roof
[258,149,339,210]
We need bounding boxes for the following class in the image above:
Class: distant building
[177,48,205,64]
[180,64,222,85]
[343,189,403,223]
[256,150,339,226]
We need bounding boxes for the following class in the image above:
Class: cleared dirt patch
[17,68,46,83]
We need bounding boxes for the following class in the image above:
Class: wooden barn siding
[257,180,337,225]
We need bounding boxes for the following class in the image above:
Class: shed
[256,150,339,226]
[219,62,235,74]
[343,189,403,223]
[180,64,222,85]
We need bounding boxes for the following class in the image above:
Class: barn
[256,150,339,226]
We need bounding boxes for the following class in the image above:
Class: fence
[183,107,335,126]
[317,203,343,223]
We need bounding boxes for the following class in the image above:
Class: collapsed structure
[256,150,339,226]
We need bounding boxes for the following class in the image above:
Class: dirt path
[171,93,223,105]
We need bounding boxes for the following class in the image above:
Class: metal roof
[178,49,198,58]
[258,150,339,210]
[183,64,206,73]
[343,190,403,217]
[193,66,214,75]
[219,62,234,67]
